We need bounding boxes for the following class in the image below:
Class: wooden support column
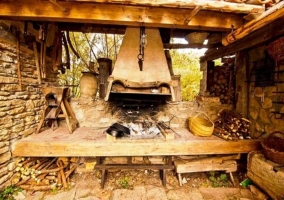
[199,61,208,96]
[98,58,112,99]
[235,51,249,117]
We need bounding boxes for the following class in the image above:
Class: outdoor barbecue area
[0,0,284,198]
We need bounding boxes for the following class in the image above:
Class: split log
[57,160,68,188]
[65,164,77,179]
[31,158,50,170]
[37,166,64,174]
[20,183,57,191]
[15,157,77,191]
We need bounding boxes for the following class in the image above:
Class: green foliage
[118,176,130,189]
[208,171,229,187]
[0,185,22,200]
[171,49,202,101]
[59,32,123,97]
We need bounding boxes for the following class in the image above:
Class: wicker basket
[189,112,214,137]
[261,131,284,165]
[266,36,284,62]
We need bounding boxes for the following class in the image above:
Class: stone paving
[13,171,257,200]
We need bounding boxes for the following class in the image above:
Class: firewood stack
[12,157,78,191]
[214,109,251,141]
[208,59,234,104]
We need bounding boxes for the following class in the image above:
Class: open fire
[106,103,177,139]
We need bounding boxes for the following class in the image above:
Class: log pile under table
[214,109,251,141]
[12,157,78,191]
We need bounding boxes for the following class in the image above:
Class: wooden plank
[11,127,261,157]
[164,43,215,49]
[174,160,237,173]
[0,1,244,31]
[222,1,284,46]
[184,6,203,25]
[68,0,265,14]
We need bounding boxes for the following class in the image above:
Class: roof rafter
[68,0,265,14]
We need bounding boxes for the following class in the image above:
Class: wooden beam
[184,6,203,25]
[68,0,265,14]
[0,20,40,43]
[164,43,215,49]
[11,127,261,157]
[0,1,245,31]
[222,1,284,46]
[201,18,284,61]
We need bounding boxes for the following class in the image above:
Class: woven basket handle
[193,112,214,125]
[268,131,284,139]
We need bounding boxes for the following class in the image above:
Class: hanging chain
[137,27,147,71]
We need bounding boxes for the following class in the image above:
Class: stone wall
[236,46,284,138]
[70,98,232,129]
[0,34,57,188]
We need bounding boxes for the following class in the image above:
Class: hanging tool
[33,41,42,84]
[66,31,80,59]
[16,31,22,91]
[157,121,181,137]
[39,24,47,78]
[137,27,147,71]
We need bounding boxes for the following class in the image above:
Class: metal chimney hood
[104,27,175,102]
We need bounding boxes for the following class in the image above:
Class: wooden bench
[95,156,174,188]
[174,154,240,186]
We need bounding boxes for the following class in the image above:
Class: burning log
[14,157,78,191]
[214,109,251,141]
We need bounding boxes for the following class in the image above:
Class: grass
[208,172,230,188]
[0,185,22,200]
[118,176,130,189]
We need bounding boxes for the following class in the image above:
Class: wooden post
[235,51,249,117]
[98,58,112,99]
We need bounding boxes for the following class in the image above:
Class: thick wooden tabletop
[12,127,261,157]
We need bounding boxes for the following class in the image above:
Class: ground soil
[14,168,257,200]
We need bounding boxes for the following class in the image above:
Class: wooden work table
[11,127,261,157]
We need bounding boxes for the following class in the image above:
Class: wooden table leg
[161,169,166,186]
[178,173,182,186]
[229,172,235,186]
[101,169,107,189]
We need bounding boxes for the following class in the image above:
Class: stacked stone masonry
[247,46,284,138]
[0,35,56,188]
[70,98,232,129]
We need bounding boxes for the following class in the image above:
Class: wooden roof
[0,0,283,59]
[0,0,266,32]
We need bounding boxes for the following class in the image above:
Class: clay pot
[79,72,98,99]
